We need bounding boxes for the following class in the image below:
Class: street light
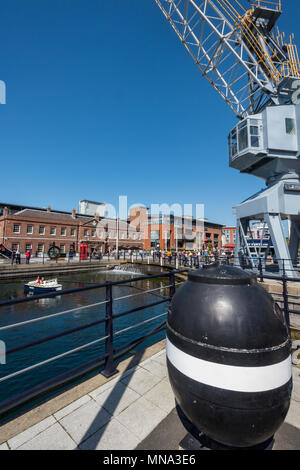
[116,214,119,259]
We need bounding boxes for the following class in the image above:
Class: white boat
[24,278,62,294]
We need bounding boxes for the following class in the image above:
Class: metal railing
[0,269,187,417]
[0,252,299,417]
[250,0,282,11]
[225,255,300,332]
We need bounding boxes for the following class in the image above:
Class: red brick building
[0,202,223,256]
[138,210,223,251]
[0,204,143,256]
[222,226,236,250]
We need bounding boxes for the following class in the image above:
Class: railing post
[169,271,176,299]
[281,260,290,331]
[101,281,118,378]
[258,257,264,282]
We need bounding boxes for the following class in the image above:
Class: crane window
[238,121,248,152]
[285,118,296,136]
[250,125,259,147]
[230,130,238,157]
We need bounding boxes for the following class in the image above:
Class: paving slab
[16,422,77,450]
[116,396,167,441]
[143,378,175,414]
[59,400,111,445]
[120,366,162,395]
[54,394,91,421]
[285,399,300,430]
[88,366,141,400]
[7,416,56,450]
[292,368,300,402]
[151,351,167,367]
[92,381,140,417]
[79,418,140,450]
[140,358,168,379]
[1,344,299,451]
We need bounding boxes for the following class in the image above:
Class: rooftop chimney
[47,206,51,212]
[72,208,76,219]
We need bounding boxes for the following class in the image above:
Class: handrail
[0,253,299,419]
[0,269,187,418]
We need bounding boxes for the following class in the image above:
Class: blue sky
[0,0,299,226]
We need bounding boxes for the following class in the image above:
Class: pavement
[0,345,299,451]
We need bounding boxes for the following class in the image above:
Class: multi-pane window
[37,244,44,253]
[27,225,33,234]
[39,226,45,235]
[60,244,66,253]
[12,243,19,251]
[25,244,32,252]
[61,227,66,236]
[286,118,296,135]
[250,120,260,147]
[84,229,89,237]
[50,227,56,235]
[70,228,75,236]
[238,121,248,152]
[13,224,20,233]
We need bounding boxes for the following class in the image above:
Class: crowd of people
[10,249,32,265]
[105,247,229,265]
[150,247,227,265]
[8,246,232,265]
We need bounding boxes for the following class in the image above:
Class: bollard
[167,263,292,448]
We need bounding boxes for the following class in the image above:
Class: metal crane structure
[154,0,300,277]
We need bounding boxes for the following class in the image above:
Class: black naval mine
[167,263,292,448]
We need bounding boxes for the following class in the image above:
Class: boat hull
[24,285,62,294]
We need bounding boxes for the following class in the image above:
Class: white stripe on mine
[166,338,292,393]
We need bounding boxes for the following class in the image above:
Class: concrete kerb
[0,260,128,280]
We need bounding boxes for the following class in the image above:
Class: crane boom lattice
[155,0,300,118]
[155,0,300,277]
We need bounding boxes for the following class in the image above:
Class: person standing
[16,249,21,265]
[25,251,31,264]
[11,250,16,265]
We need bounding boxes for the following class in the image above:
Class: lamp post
[116,214,119,259]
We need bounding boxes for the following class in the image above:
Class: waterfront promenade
[0,258,299,450]
[0,339,299,450]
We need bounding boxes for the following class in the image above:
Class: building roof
[6,207,134,228]
[13,208,92,223]
[79,200,105,205]
[0,201,78,216]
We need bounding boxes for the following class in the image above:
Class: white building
[78,200,106,217]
